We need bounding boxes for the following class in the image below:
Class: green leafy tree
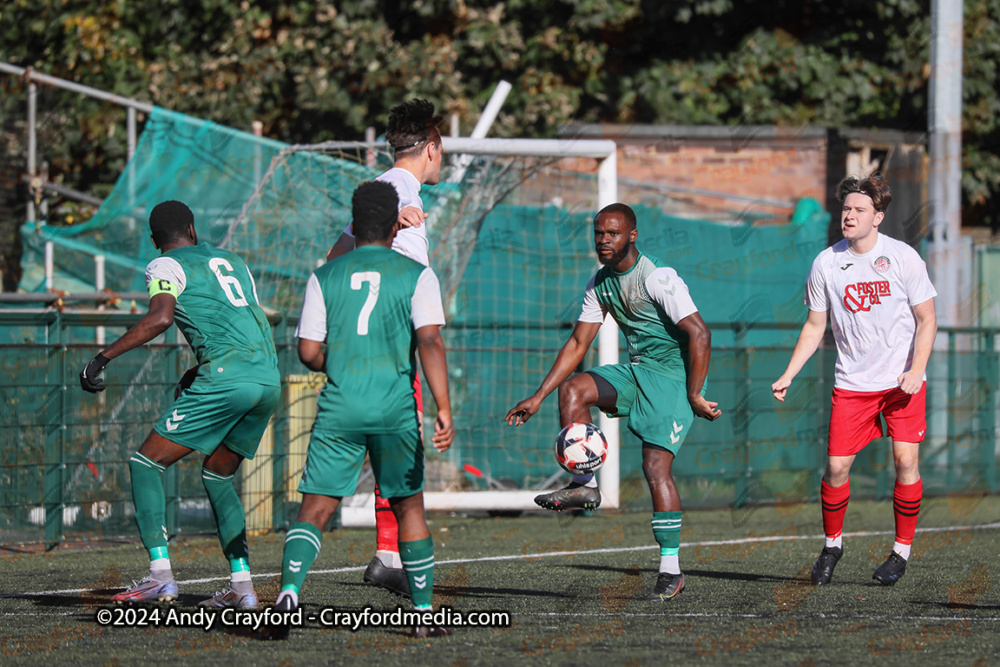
[1,0,998,290]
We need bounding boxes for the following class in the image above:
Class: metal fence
[1,310,997,549]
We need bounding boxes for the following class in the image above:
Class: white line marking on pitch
[13,521,1000,598]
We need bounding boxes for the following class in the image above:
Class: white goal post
[340,136,620,525]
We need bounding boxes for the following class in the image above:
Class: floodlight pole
[927,0,963,330]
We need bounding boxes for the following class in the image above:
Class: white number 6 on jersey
[209,258,249,307]
[350,271,381,335]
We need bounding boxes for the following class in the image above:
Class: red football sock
[374,482,399,553]
[821,478,850,540]
[893,479,922,546]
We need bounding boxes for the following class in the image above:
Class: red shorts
[827,383,926,456]
[413,373,423,413]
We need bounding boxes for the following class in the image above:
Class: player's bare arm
[898,298,937,394]
[772,308,828,401]
[80,293,177,393]
[398,205,428,229]
[326,231,356,261]
[505,320,602,426]
[676,311,721,421]
[297,338,325,373]
[416,324,453,451]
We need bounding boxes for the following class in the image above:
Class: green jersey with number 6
[145,242,279,387]
[296,245,446,433]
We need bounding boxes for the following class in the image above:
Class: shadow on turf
[10,590,213,610]
[338,579,572,600]
[559,563,801,583]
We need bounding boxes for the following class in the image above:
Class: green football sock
[400,537,435,609]
[129,454,169,559]
[651,511,682,574]
[280,522,323,595]
[201,468,249,570]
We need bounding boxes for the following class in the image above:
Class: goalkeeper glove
[80,353,110,393]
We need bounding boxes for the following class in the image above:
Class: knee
[296,497,339,529]
[893,451,920,476]
[825,461,851,486]
[557,380,584,411]
[642,456,671,486]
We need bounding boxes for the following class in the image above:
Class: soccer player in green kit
[79,200,281,608]
[274,180,453,637]
[506,203,720,601]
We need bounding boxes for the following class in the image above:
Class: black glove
[175,366,200,399]
[80,353,111,393]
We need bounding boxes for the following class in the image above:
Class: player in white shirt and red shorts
[772,172,937,586]
[325,100,444,598]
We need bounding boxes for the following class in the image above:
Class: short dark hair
[352,181,399,243]
[149,200,194,246]
[837,172,892,213]
[595,203,637,228]
[386,99,443,156]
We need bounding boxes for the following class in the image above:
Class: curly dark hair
[595,203,637,229]
[837,172,892,213]
[149,200,194,246]
[385,99,443,156]
[352,181,399,244]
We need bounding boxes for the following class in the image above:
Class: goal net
[221,137,620,523]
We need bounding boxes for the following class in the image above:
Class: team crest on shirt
[873,256,891,274]
[843,281,892,313]
[626,285,643,309]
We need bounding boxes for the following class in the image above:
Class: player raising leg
[506,203,720,600]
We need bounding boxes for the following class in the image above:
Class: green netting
[5,109,998,546]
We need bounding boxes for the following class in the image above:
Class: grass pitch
[2,496,998,666]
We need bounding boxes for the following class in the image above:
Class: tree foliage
[1,0,998,282]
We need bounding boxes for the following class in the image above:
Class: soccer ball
[554,423,608,474]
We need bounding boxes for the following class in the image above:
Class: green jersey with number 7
[145,242,280,387]
[296,245,445,434]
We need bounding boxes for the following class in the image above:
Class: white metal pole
[95,254,106,346]
[365,126,376,168]
[596,148,620,509]
[448,81,512,183]
[127,106,136,160]
[44,241,53,290]
[927,0,963,330]
[27,80,37,223]
[470,81,512,139]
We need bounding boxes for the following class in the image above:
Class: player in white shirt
[772,172,937,586]
[324,100,444,598]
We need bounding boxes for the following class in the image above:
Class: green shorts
[298,426,424,499]
[588,364,695,454]
[153,382,281,459]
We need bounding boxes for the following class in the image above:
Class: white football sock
[276,589,298,608]
[149,558,173,581]
[892,541,911,560]
[376,549,402,569]
[660,554,681,575]
[572,474,597,488]
[825,535,842,549]
[231,570,252,583]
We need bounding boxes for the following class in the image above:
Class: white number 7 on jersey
[350,271,381,335]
